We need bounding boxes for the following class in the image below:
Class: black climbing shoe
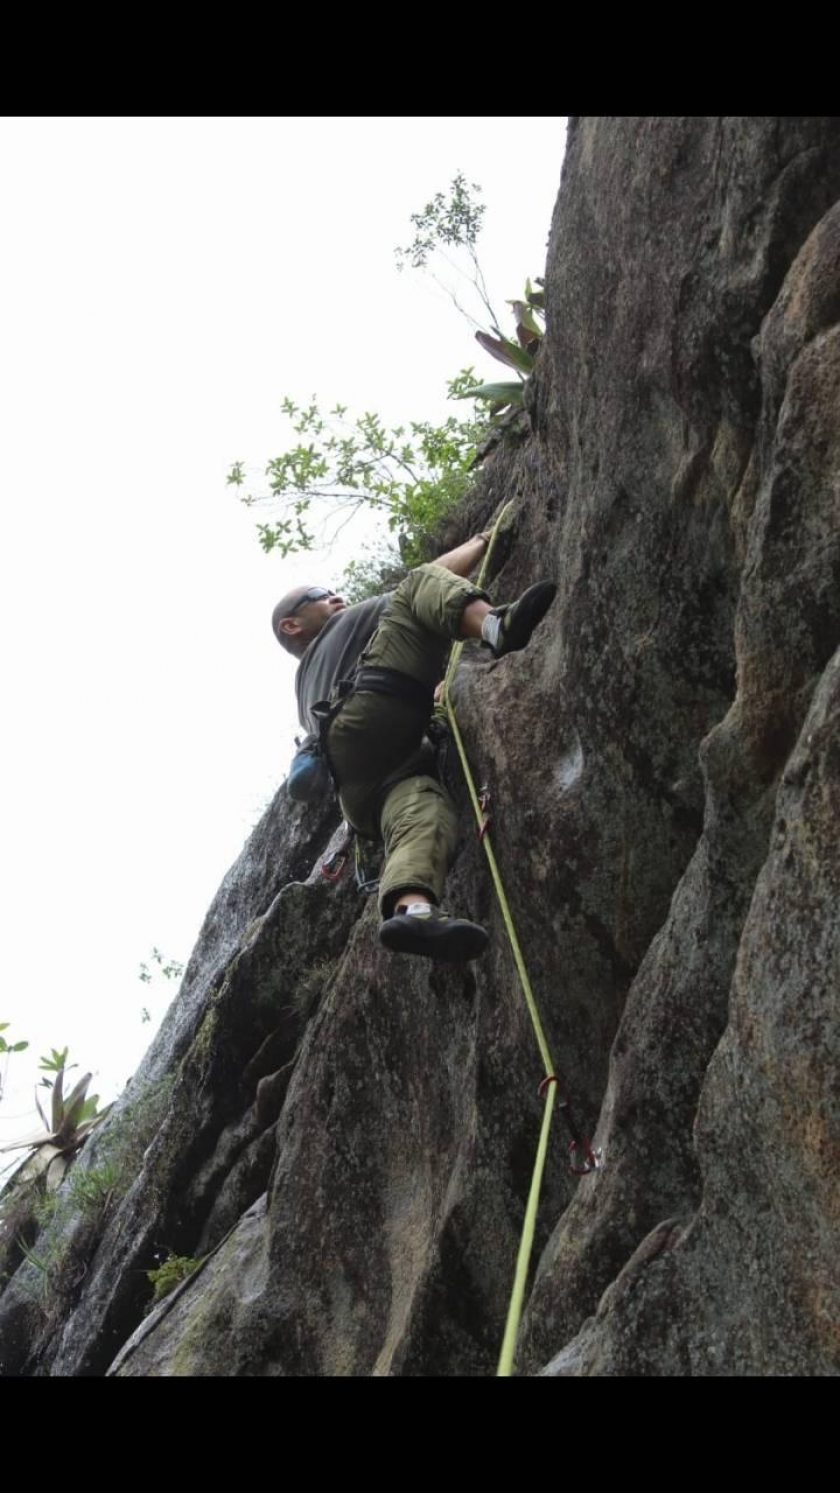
[481,581,557,658]
[379,903,489,961]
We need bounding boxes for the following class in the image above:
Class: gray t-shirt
[295,594,391,737]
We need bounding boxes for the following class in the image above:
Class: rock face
[1,117,837,1376]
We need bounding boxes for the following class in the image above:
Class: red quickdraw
[321,822,357,884]
[538,1075,601,1176]
[568,1137,600,1176]
[478,784,492,841]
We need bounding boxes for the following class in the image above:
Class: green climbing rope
[440,505,561,1378]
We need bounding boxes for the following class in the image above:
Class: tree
[228,377,486,577]
[230,175,544,582]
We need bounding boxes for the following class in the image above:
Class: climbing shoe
[379,902,489,961]
[481,581,557,658]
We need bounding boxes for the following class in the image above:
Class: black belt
[351,667,433,713]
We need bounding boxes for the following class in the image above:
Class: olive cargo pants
[326,562,488,915]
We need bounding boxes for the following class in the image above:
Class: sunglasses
[287,587,338,616]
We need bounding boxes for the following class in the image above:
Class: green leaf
[39,1046,69,1073]
[0,1022,9,1032]
[452,381,524,404]
[51,1064,65,1131]
[0,1128,60,1154]
[55,1072,93,1144]
[523,277,546,307]
[74,1105,112,1142]
[508,300,543,346]
[475,330,533,374]
[12,1041,29,1052]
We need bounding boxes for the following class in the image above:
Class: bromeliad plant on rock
[0,1047,112,1195]
[395,175,546,417]
[460,279,546,417]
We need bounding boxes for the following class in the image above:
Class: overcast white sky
[0,116,566,1153]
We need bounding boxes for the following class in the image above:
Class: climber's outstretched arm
[432,531,490,578]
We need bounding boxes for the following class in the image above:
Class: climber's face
[302,590,346,633]
[286,588,346,649]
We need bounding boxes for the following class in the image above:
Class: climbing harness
[312,669,433,760]
[440,504,601,1379]
[308,665,435,800]
[315,669,441,899]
